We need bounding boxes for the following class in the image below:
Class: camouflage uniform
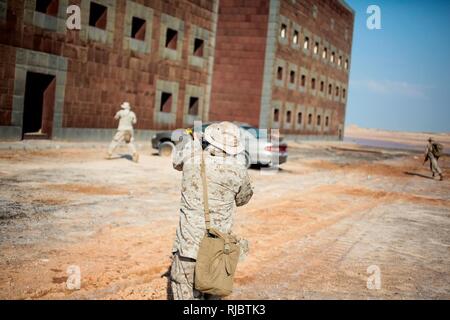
[108,109,138,158]
[170,134,253,300]
[425,141,443,178]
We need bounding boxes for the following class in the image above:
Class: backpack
[432,142,444,158]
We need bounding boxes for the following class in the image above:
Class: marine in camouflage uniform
[170,122,253,300]
[107,102,139,162]
[423,138,443,181]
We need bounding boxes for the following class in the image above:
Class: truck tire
[244,152,251,169]
[158,141,175,157]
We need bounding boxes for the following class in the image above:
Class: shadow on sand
[404,171,434,180]
[108,154,133,162]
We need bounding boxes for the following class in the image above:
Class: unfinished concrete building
[0,0,353,141]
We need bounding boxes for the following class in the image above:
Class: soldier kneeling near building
[107,102,139,162]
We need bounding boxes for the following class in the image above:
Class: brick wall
[0,0,217,138]
[0,44,15,126]
[270,0,354,137]
[209,0,270,127]
[0,0,354,140]
[210,0,353,138]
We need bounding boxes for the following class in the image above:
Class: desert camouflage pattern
[170,252,210,300]
[425,142,442,175]
[108,109,138,156]
[108,130,137,155]
[115,109,137,131]
[171,134,253,260]
[170,134,253,300]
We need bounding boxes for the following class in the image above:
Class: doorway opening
[22,72,56,139]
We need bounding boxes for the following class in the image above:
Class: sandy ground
[0,136,449,300]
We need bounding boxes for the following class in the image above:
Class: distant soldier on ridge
[423,137,444,181]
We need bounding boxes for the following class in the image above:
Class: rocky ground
[0,135,449,299]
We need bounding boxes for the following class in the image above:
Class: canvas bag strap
[200,150,211,230]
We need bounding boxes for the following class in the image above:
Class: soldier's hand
[179,132,193,145]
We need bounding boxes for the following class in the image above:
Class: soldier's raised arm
[235,170,253,207]
[172,134,201,171]
[114,110,121,120]
[172,140,186,171]
[423,144,430,164]
[132,112,137,125]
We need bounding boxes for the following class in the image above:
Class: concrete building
[0,0,353,141]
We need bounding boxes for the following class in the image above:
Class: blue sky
[345,0,450,132]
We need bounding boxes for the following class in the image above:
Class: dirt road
[0,141,449,299]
